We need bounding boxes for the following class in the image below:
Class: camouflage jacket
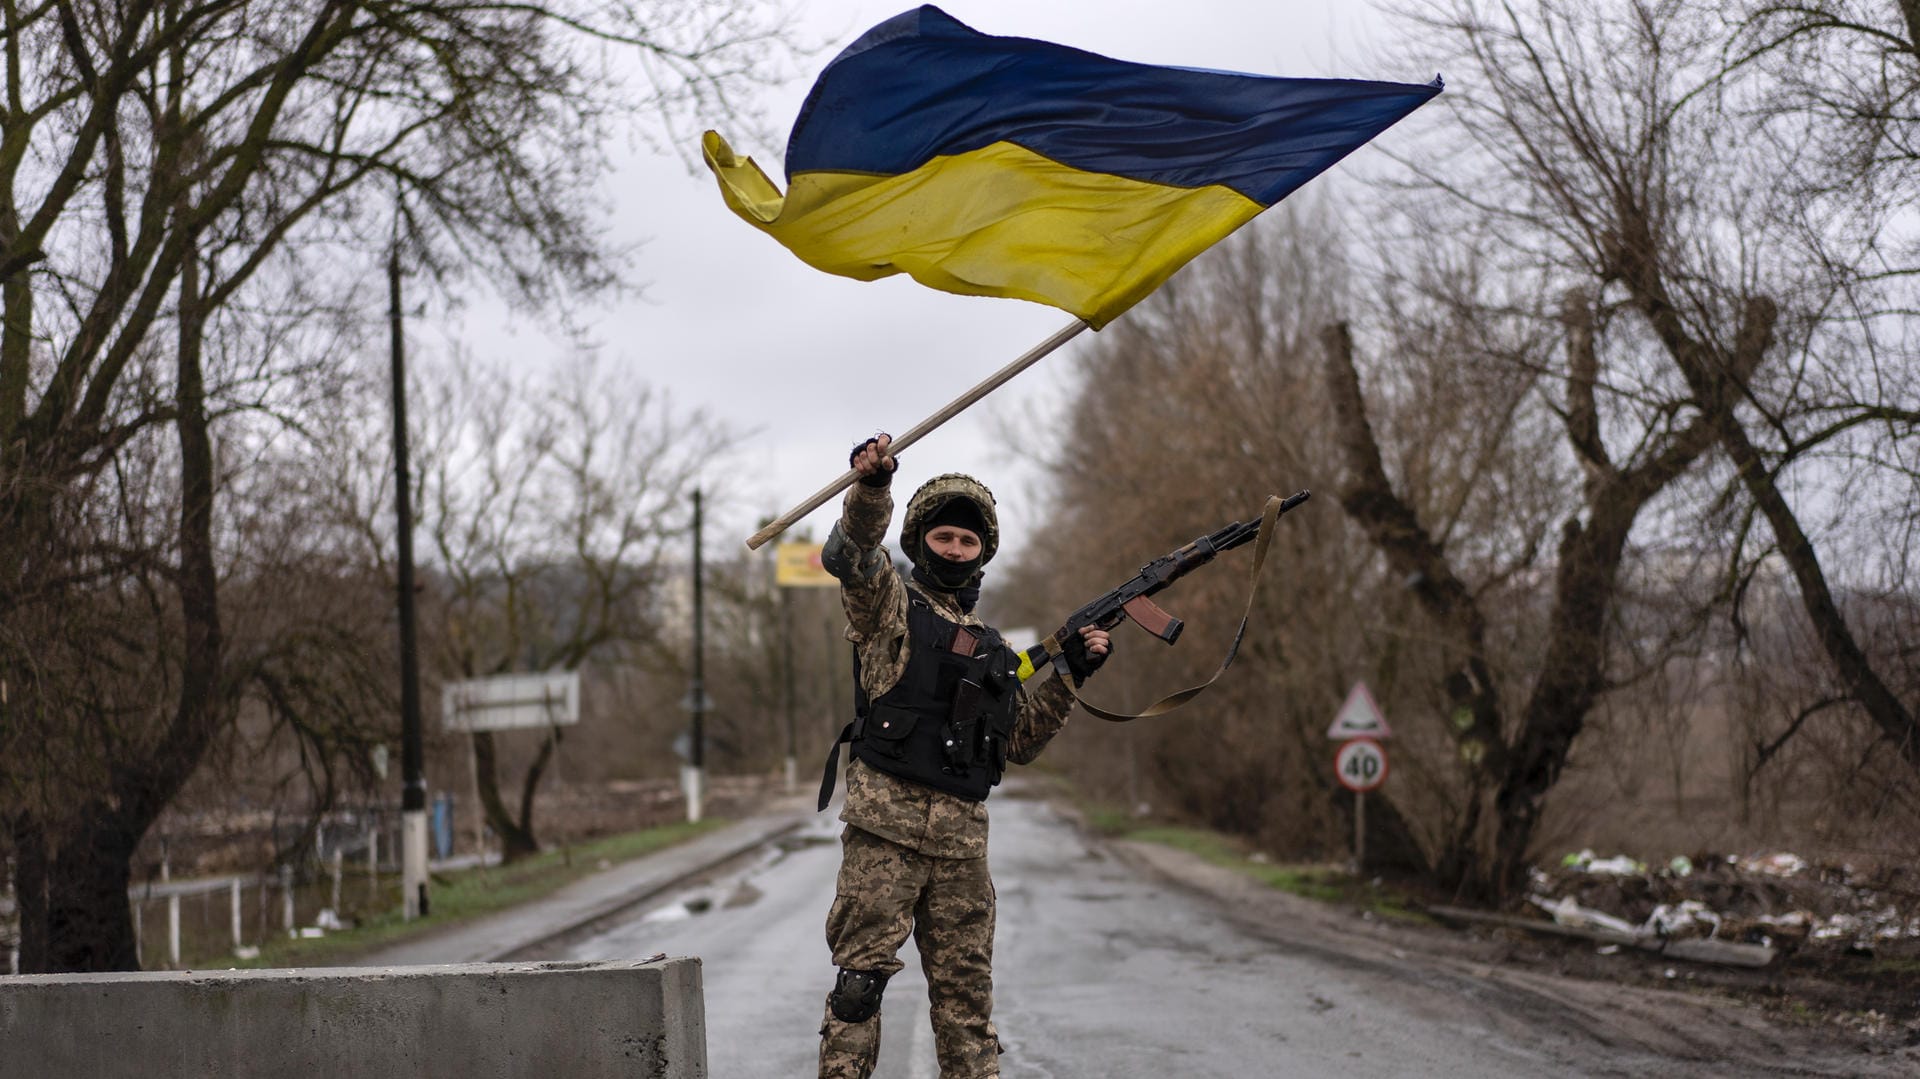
[836,479,1074,859]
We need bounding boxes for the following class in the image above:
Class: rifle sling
[1052,492,1286,723]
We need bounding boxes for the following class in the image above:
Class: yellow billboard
[776,542,839,588]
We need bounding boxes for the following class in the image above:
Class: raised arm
[822,434,908,659]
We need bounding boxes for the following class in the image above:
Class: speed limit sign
[1334,738,1389,792]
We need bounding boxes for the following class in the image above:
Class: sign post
[775,541,838,793]
[443,671,582,858]
[1328,682,1392,873]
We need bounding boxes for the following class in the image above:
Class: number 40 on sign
[1334,738,1389,793]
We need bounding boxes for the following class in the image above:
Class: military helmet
[900,472,999,567]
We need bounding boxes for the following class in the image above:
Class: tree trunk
[1485,503,1636,896]
[10,816,49,971]
[1688,370,1920,770]
[472,731,539,861]
[1611,204,1916,768]
[27,806,144,971]
[517,728,561,850]
[15,229,233,973]
[1320,322,1512,893]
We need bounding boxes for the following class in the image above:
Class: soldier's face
[925,525,982,563]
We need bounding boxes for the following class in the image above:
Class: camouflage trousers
[819,825,999,1079]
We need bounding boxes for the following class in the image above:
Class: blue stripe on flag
[786,6,1441,206]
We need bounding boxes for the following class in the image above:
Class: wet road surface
[531,792,1894,1077]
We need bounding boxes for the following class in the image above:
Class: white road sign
[442,671,580,732]
[1326,681,1393,740]
[1334,738,1389,793]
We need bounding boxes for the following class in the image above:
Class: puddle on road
[641,900,699,924]
[639,891,719,923]
[619,822,840,928]
[640,877,768,922]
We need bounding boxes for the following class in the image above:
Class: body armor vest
[840,589,1023,803]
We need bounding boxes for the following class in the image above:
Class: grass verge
[1077,798,1430,924]
[205,818,729,970]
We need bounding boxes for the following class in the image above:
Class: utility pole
[782,583,797,793]
[389,246,429,919]
[683,489,708,822]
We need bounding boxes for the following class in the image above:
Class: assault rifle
[1017,490,1310,683]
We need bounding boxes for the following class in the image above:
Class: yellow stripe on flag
[703,133,1262,329]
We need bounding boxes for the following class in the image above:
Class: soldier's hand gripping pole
[1017,491,1310,721]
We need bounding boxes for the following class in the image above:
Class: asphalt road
[519,789,1902,1078]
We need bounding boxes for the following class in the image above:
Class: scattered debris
[1435,847,1920,977]
[1527,848,1920,959]
[1428,905,1777,968]
[1561,849,1645,876]
[1533,894,1638,936]
[1736,853,1808,878]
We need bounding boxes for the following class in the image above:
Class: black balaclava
[917,497,987,592]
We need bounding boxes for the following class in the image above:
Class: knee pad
[828,967,889,1023]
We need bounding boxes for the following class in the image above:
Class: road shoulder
[1091,816,1918,1076]
[352,803,810,966]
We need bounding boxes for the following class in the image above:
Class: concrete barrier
[0,958,706,1078]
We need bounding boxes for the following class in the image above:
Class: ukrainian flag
[703,5,1441,328]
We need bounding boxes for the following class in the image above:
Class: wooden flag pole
[744,317,1090,550]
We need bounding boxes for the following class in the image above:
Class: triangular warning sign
[1327,682,1392,739]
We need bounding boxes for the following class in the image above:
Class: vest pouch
[979,728,1006,774]
[863,702,918,761]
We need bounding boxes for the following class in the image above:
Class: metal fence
[127,810,421,970]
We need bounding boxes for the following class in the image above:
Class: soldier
[814,433,1110,1079]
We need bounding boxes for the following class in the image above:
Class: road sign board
[775,542,838,588]
[1326,681,1392,739]
[1334,738,1389,793]
[442,671,580,732]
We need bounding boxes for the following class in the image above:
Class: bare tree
[1,0,795,970]
[403,352,716,861]
[1321,298,1739,895]
[1329,0,1919,895]
[1708,1,1920,765]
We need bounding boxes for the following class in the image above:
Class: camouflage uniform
[820,476,1075,1079]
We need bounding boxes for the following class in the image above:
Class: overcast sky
[448,1,1416,562]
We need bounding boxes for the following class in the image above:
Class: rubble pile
[1530,850,1920,956]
